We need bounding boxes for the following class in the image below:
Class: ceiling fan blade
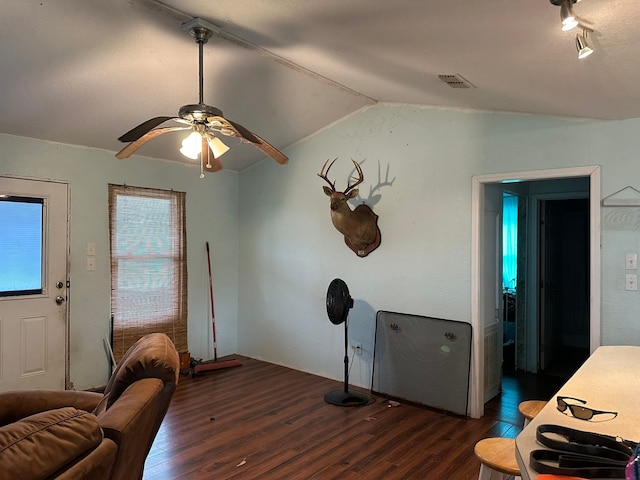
[243,131,289,165]
[115,126,190,159]
[213,117,259,143]
[201,137,223,173]
[210,116,288,165]
[118,116,177,143]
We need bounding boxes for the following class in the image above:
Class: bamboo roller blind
[108,184,188,361]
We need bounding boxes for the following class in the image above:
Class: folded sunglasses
[556,395,617,421]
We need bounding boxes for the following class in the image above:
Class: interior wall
[0,134,240,390]
[4,102,640,393]
[238,103,640,389]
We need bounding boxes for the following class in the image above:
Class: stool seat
[474,438,521,477]
[518,400,547,425]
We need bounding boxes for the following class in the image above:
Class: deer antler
[317,158,338,192]
[344,159,364,195]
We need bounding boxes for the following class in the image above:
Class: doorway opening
[537,197,590,376]
[501,192,591,374]
[470,166,601,418]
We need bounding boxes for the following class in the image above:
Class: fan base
[324,389,369,407]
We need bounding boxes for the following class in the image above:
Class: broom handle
[206,241,218,361]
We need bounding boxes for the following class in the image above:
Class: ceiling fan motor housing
[178,104,223,123]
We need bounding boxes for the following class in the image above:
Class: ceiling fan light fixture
[207,135,230,159]
[576,29,593,59]
[179,146,200,160]
[180,131,202,159]
[115,17,288,170]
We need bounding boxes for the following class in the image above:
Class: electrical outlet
[353,344,363,355]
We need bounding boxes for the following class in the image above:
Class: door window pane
[0,196,43,296]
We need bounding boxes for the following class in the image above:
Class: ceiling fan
[115,17,288,175]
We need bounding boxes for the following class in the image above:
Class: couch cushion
[54,437,117,480]
[0,407,103,480]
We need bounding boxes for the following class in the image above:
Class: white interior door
[482,184,503,403]
[0,176,69,391]
[482,211,502,402]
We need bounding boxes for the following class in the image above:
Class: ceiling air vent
[438,74,475,89]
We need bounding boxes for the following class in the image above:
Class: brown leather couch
[0,332,179,480]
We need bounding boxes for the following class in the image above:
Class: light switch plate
[87,257,96,271]
[87,242,96,256]
[626,273,637,291]
[626,253,637,269]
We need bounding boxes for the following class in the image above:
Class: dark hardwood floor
[143,356,568,480]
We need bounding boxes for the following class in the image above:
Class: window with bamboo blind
[108,184,187,362]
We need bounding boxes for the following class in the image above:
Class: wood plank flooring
[143,356,566,480]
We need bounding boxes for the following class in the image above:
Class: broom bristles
[193,359,242,374]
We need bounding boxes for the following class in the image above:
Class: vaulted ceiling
[1,0,638,171]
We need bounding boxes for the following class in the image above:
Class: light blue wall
[0,134,240,389]
[238,103,640,388]
[5,102,640,391]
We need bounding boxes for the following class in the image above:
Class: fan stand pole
[324,319,369,407]
[342,319,349,394]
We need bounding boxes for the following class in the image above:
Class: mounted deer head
[318,158,382,257]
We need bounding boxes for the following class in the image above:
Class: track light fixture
[576,28,593,59]
[550,0,595,59]
[560,0,579,31]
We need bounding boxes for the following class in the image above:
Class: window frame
[0,195,44,297]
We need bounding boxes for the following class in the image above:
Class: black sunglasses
[556,396,618,421]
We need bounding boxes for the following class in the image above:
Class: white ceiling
[1,0,638,171]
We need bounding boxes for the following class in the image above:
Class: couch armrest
[98,378,169,480]
[0,390,103,426]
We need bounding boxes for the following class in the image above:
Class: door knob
[55,295,65,305]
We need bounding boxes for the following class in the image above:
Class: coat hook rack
[601,186,640,207]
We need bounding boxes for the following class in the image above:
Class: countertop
[515,345,640,479]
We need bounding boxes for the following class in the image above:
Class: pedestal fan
[324,278,370,407]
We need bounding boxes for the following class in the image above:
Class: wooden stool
[474,437,521,480]
[518,400,547,427]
